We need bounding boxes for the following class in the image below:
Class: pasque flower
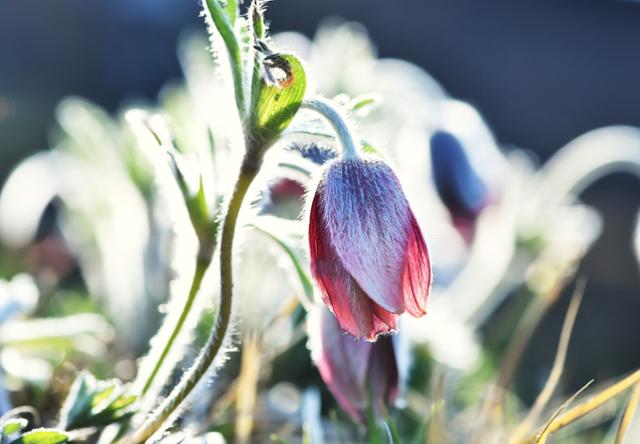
[308,153,431,341]
[430,130,489,242]
[309,308,408,421]
[260,177,307,219]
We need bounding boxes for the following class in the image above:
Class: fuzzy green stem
[139,255,211,396]
[122,165,258,444]
[301,98,358,159]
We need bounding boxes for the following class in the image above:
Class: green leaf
[8,429,68,444]
[2,418,28,436]
[348,93,382,114]
[249,0,266,39]
[366,403,384,444]
[109,395,137,412]
[383,415,401,444]
[165,150,217,248]
[361,141,380,155]
[91,386,115,410]
[222,0,238,25]
[204,0,245,116]
[252,54,307,147]
[269,434,288,444]
[59,372,137,430]
[59,371,93,430]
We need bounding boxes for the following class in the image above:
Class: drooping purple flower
[430,130,489,242]
[309,308,408,422]
[308,156,431,341]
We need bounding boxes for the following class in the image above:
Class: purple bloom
[430,130,489,242]
[308,156,431,341]
[309,308,408,422]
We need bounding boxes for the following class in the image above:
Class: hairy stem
[122,165,258,444]
[139,255,211,396]
[301,98,358,159]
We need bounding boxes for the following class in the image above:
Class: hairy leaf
[252,54,307,147]
[59,372,136,430]
[8,429,68,444]
[2,418,28,437]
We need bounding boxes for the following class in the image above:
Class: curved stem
[122,166,258,444]
[139,256,210,396]
[301,98,358,159]
[536,127,640,204]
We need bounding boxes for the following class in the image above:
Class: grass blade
[510,280,585,442]
[614,382,640,444]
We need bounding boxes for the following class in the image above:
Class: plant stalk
[121,164,258,444]
[139,255,211,396]
[301,98,358,159]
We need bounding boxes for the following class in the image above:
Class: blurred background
[1,0,640,403]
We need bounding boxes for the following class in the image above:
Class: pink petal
[401,211,431,317]
[309,191,397,340]
[367,335,400,409]
[310,309,404,421]
[321,158,411,313]
[312,309,373,421]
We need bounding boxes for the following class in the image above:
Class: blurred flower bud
[258,143,336,219]
[261,177,306,219]
[308,157,431,341]
[430,130,489,242]
[308,308,408,422]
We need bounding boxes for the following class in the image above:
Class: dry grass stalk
[614,382,640,444]
[235,335,262,443]
[426,371,447,444]
[509,280,585,443]
[523,369,640,443]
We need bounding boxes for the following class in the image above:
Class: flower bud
[308,156,431,341]
[261,177,306,219]
[429,130,489,242]
[309,308,408,422]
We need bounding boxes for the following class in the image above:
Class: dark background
[1,0,639,399]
